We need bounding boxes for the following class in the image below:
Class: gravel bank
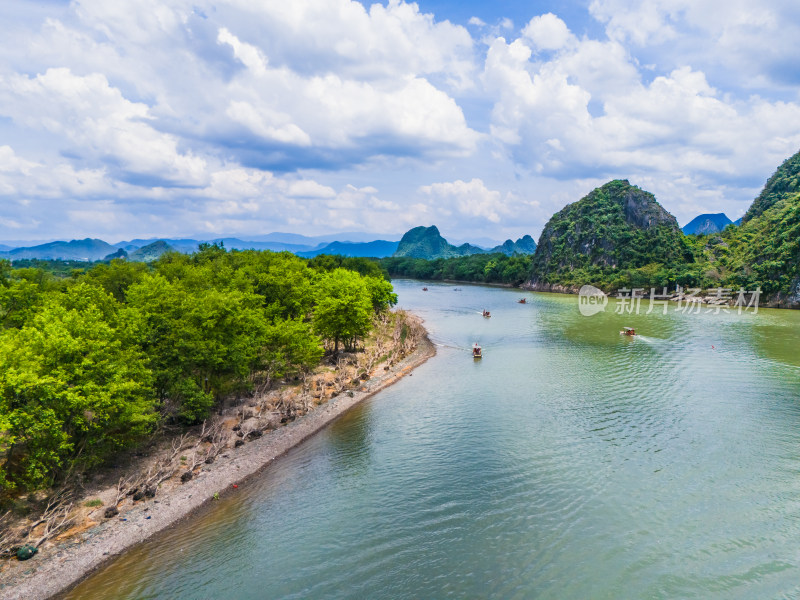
[0,329,435,600]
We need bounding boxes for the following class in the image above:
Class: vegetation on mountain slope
[742,150,800,222]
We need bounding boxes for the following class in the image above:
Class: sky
[1,0,800,245]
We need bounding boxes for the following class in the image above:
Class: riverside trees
[0,247,395,498]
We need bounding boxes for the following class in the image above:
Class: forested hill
[393,226,485,259]
[381,153,798,305]
[128,240,174,261]
[523,152,799,306]
[392,226,536,260]
[718,184,799,301]
[528,179,690,289]
[0,238,117,261]
[742,149,800,223]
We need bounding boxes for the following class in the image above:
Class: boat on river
[518,298,527,304]
[620,326,636,336]
[422,287,428,291]
[482,309,491,318]
[472,343,482,359]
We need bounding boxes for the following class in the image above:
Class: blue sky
[1,0,799,244]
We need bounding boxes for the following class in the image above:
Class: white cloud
[0,146,39,175]
[0,68,207,187]
[521,14,575,51]
[419,178,507,223]
[217,27,268,76]
[220,0,477,87]
[589,0,681,45]
[482,29,800,198]
[225,101,312,146]
[285,180,337,198]
[588,0,800,90]
[0,0,799,242]
[214,27,480,158]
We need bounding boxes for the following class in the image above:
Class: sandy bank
[0,326,435,600]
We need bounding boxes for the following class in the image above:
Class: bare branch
[0,510,20,556]
[26,490,75,548]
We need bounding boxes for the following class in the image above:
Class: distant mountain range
[681,213,734,235]
[0,233,402,262]
[298,240,400,258]
[0,228,535,262]
[0,238,118,261]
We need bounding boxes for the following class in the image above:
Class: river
[64,280,800,599]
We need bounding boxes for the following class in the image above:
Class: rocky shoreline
[522,280,800,309]
[0,318,435,600]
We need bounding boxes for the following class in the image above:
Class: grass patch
[84,499,103,507]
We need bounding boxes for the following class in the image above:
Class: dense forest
[0,247,396,498]
[380,253,533,286]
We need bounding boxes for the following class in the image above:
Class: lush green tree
[0,283,157,492]
[259,319,324,385]
[313,269,373,353]
[0,277,44,329]
[85,258,149,302]
[126,274,269,422]
[364,276,397,311]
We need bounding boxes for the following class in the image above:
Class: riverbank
[0,314,435,600]
[522,280,800,309]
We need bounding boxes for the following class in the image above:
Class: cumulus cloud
[0,68,207,187]
[0,137,407,241]
[419,178,507,223]
[481,19,800,221]
[285,180,337,199]
[588,0,800,90]
[213,27,479,162]
[1,0,799,241]
[2,0,480,175]
[0,146,39,176]
[521,13,575,51]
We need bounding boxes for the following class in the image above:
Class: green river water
[64,280,800,599]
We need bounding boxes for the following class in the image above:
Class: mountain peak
[393,226,535,259]
[682,213,733,235]
[530,180,685,279]
[394,226,467,259]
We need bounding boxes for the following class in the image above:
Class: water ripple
[66,282,800,600]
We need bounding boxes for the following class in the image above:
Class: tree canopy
[0,248,395,497]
